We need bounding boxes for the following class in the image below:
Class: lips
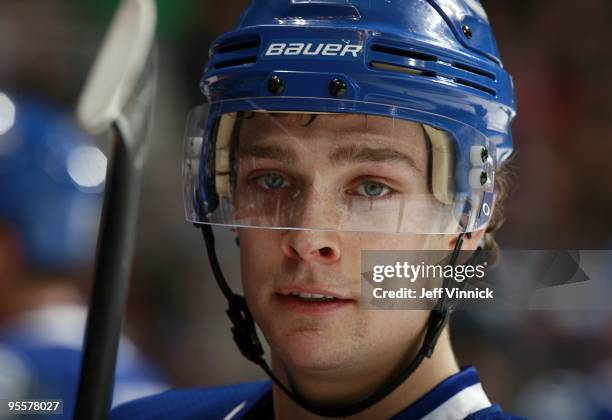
[275,284,352,300]
[274,284,355,315]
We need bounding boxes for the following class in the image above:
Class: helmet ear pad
[214,112,236,199]
[423,125,456,205]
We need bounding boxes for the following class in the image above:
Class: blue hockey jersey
[111,366,526,419]
[0,303,168,419]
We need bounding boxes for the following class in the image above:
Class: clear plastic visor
[183,102,494,234]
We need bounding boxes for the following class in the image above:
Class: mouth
[287,291,339,302]
[274,286,355,315]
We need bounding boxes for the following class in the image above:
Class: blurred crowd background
[1,1,612,419]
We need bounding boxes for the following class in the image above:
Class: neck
[272,326,459,420]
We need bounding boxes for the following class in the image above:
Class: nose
[281,229,341,264]
[280,178,343,263]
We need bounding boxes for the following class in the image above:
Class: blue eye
[354,181,392,198]
[255,173,289,190]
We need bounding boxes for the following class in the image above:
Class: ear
[459,229,485,251]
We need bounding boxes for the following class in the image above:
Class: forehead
[237,112,426,150]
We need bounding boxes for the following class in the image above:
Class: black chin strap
[200,224,478,418]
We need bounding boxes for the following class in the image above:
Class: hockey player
[0,94,167,417]
[113,0,524,418]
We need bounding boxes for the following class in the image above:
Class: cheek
[365,310,428,338]
[238,228,282,299]
[353,233,450,251]
[353,309,429,361]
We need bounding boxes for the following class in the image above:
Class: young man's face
[234,113,459,378]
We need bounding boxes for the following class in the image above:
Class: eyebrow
[329,145,421,172]
[238,143,298,164]
[238,141,421,172]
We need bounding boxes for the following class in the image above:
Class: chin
[270,327,359,373]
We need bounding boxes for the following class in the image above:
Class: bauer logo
[263,40,363,59]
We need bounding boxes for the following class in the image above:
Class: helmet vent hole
[454,78,496,96]
[210,35,261,70]
[214,35,261,54]
[370,44,437,62]
[452,62,496,81]
[370,61,436,78]
[213,56,257,70]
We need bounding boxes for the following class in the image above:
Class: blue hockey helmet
[0,94,106,271]
[183,0,516,236]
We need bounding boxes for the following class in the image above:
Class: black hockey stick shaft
[74,124,143,420]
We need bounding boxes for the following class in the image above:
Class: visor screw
[268,75,285,95]
[462,25,473,39]
[480,171,488,186]
[481,147,489,163]
[329,78,347,97]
